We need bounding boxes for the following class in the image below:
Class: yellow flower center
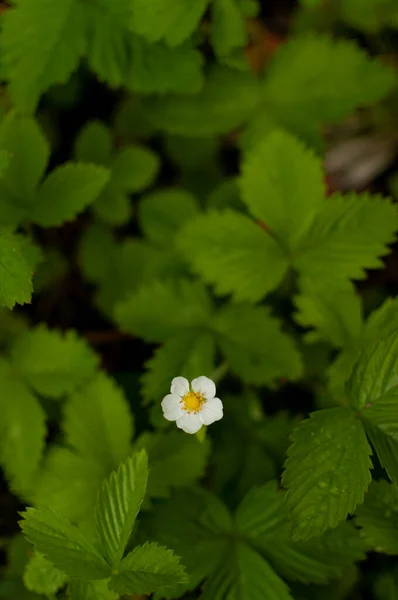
[182,391,204,413]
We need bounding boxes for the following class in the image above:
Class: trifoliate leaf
[1,0,86,112]
[0,359,46,496]
[141,331,216,403]
[78,224,116,283]
[96,451,148,567]
[262,34,395,124]
[215,303,303,385]
[111,145,159,192]
[356,480,398,554]
[211,0,247,59]
[32,162,111,226]
[294,279,362,347]
[74,120,113,166]
[0,230,33,308]
[69,580,118,600]
[240,130,324,249]
[63,373,134,470]
[365,422,398,485]
[128,37,204,95]
[109,542,186,596]
[134,431,210,499]
[236,482,366,584]
[147,66,260,136]
[178,210,289,302]
[20,507,111,579]
[23,552,68,595]
[115,279,212,342]
[139,188,199,246]
[130,0,209,46]
[0,114,49,227]
[283,407,372,540]
[11,325,99,399]
[294,193,398,283]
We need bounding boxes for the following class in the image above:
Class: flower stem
[196,426,207,443]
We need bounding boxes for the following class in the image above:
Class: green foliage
[0,230,33,308]
[23,552,68,596]
[356,480,398,554]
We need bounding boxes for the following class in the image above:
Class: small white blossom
[161,376,223,434]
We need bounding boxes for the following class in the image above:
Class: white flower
[161,376,223,434]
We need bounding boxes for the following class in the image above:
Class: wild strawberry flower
[161,376,223,434]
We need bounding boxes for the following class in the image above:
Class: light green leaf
[211,0,247,58]
[20,507,111,580]
[23,552,68,595]
[215,303,303,385]
[130,0,209,46]
[139,188,199,246]
[115,279,212,342]
[178,210,288,302]
[294,279,362,347]
[365,421,398,486]
[96,451,148,567]
[141,331,216,403]
[347,333,398,438]
[294,193,398,283]
[282,407,372,540]
[262,34,395,124]
[109,542,186,596]
[93,191,131,232]
[356,480,398,554]
[69,580,118,600]
[0,230,33,308]
[111,145,159,192]
[74,120,113,166]
[240,130,324,249]
[134,431,210,499]
[1,0,86,112]
[128,37,204,95]
[11,325,99,399]
[147,66,260,136]
[63,373,134,470]
[0,359,46,496]
[32,162,111,227]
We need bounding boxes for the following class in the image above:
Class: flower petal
[170,376,190,397]
[176,412,203,434]
[200,397,223,425]
[161,394,184,421]
[191,376,216,400]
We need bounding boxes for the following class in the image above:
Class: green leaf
[111,145,159,192]
[147,66,260,136]
[78,224,116,283]
[96,451,148,567]
[134,431,210,499]
[262,34,395,124]
[235,482,365,584]
[365,421,398,485]
[340,0,398,32]
[294,193,398,283]
[215,303,303,385]
[0,114,49,226]
[282,407,372,540]
[20,507,111,580]
[32,162,111,227]
[0,359,46,495]
[139,188,199,246]
[63,373,134,470]
[374,567,398,600]
[11,325,99,399]
[0,230,33,309]
[130,0,209,46]
[1,0,86,112]
[240,130,324,250]
[69,580,118,600]
[74,121,113,166]
[109,542,186,596]
[127,37,204,95]
[141,331,216,403]
[294,279,362,347]
[178,210,288,302]
[115,279,212,342]
[356,480,398,554]
[23,552,68,595]
[211,0,247,58]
